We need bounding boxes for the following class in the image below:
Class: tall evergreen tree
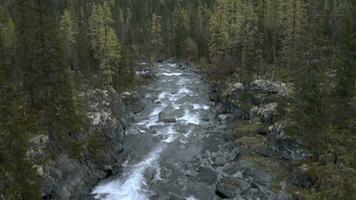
[208,0,229,64]
[88,2,122,88]
[151,13,163,61]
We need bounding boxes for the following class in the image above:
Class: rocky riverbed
[90,61,289,200]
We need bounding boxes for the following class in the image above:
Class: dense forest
[0,0,355,199]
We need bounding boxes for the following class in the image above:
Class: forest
[0,0,355,199]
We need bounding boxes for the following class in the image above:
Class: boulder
[249,79,292,106]
[216,177,251,198]
[251,79,291,98]
[215,156,227,166]
[194,167,217,184]
[29,134,49,147]
[159,111,177,123]
[257,102,279,124]
[228,147,241,161]
[244,188,261,200]
[267,122,308,161]
[269,191,292,200]
[290,164,314,187]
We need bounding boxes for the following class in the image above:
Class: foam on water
[186,196,198,200]
[192,104,210,110]
[137,106,163,127]
[162,126,177,143]
[160,72,182,76]
[91,146,163,200]
[178,110,200,125]
[92,62,208,200]
[178,87,193,95]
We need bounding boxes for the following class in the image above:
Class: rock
[267,122,308,161]
[290,164,314,187]
[233,194,244,200]
[36,88,131,199]
[159,111,177,123]
[218,114,228,121]
[215,156,227,166]
[233,83,244,90]
[223,82,244,100]
[228,147,241,161]
[29,134,49,148]
[245,188,260,200]
[216,177,250,198]
[251,79,291,98]
[269,191,292,200]
[34,165,44,176]
[195,167,217,184]
[236,161,273,188]
[257,102,279,124]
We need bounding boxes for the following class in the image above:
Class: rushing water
[91,62,210,200]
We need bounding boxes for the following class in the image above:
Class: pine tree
[185,36,198,61]
[0,12,40,199]
[335,1,355,101]
[151,13,163,61]
[89,2,122,88]
[264,0,284,80]
[60,9,77,68]
[208,0,229,64]
[281,0,307,70]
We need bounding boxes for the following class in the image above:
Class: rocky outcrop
[216,176,251,198]
[250,79,292,103]
[267,122,308,161]
[289,164,314,187]
[28,88,142,199]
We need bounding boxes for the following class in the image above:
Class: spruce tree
[208,0,229,64]
[151,13,163,61]
[281,0,307,70]
[0,12,40,199]
[89,2,122,88]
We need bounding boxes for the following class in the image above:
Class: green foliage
[293,65,327,153]
[89,2,122,88]
[151,13,163,61]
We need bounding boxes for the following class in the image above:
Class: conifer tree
[89,2,122,88]
[60,9,77,68]
[151,13,163,61]
[335,1,355,101]
[281,0,307,69]
[264,0,284,79]
[0,13,40,199]
[208,0,229,64]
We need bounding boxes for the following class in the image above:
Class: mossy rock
[233,119,262,138]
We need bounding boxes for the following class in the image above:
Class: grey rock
[269,191,292,200]
[215,156,227,166]
[267,122,308,161]
[29,134,49,148]
[245,188,260,200]
[34,88,132,199]
[216,177,251,199]
[194,167,217,184]
[251,79,291,98]
[257,102,279,124]
[229,147,241,161]
[233,194,245,200]
[290,164,314,187]
[159,111,177,123]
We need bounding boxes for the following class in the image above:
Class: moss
[308,163,356,200]
[233,119,262,137]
